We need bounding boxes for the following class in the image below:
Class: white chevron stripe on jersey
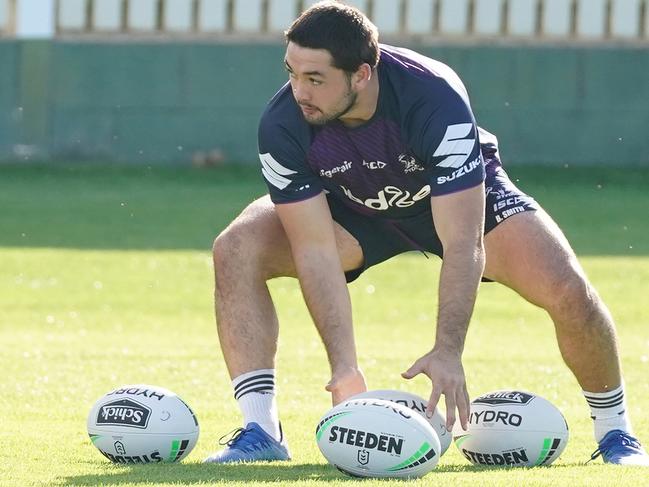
[433,123,476,168]
[259,152,297,190]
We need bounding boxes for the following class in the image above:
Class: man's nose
[293,81,310,103]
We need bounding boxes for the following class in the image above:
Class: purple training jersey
[258,44,498,219]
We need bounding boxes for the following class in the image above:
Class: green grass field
[1,164,648,486]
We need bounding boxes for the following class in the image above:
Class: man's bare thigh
[229,195,364,279]
[483,208,584,308]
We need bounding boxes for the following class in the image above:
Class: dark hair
[285,1,379,73]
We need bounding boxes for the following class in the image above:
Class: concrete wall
[0,40,647,165]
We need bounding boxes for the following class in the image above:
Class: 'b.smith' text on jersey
[258,44,496,219]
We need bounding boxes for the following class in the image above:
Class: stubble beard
[303,88,358,126]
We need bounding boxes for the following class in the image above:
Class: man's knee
[213,200,260,263]
[546,267,601,325]
[212,198,293,280]
[213,219,250,274]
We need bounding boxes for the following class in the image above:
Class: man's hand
[325,366,367,405]
[401,349,470,431]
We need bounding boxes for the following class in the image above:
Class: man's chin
[302,112,331,126]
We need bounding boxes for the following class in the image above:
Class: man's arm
[402,182,485,430]
[275,192,366,404]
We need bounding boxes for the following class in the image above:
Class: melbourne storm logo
[97,399,151,428]
[398,153,424,173]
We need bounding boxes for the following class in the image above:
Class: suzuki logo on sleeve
[433,123,476,168]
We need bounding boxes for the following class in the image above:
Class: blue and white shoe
[204,422,291,463]
[590,430,649,466]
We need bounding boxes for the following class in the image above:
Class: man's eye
[311,79,322,86]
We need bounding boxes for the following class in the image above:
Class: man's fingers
[426,388,442,419]
[326,381,342,404]
[325,369,368,406]
[456,387,471,431]
[331,391,342,406]
[444,390,457,431]
[401,361,422,380]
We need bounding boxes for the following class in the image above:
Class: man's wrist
[431,345,463,359]
[331,363,361,375]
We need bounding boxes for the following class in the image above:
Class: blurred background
[0,0,647,166]
[2,7,648,487]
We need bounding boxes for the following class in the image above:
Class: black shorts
[328,164,539,283]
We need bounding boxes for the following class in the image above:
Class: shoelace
[218,427,249,446]
[588,431,641,463]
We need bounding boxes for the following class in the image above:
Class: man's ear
[352,63,373,89]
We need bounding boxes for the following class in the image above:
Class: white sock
[583,384,633,442]
[232,369,281,441]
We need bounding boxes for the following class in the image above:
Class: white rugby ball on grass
[87,384,199,463]
[349,389,451,455]
[316,398,441,478]
[453,390,569,467]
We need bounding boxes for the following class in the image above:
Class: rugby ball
[453,390,568,467]
[316,398,440,478]
[87,384,199,463]
[349,389,451,455]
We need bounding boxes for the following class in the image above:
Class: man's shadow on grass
[62,461,588,485]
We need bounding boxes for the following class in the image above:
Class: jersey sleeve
[409,83,486,196]
[258,108,323,204]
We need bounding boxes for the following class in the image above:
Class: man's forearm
[434,243,485,356]
[293,246,358,372]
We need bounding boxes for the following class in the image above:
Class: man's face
[284,42,358,125]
